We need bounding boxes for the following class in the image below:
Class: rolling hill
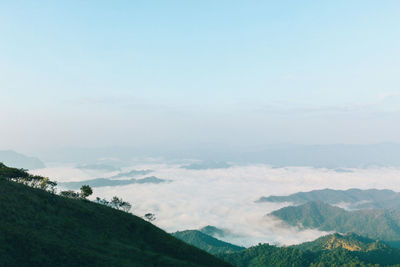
[220,233,400,267]
[0,163,231,267]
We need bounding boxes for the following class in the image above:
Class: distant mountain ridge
[269,201,400,241]
[0,150,45,170]
[40,143,400,168]
[257,188,400,210]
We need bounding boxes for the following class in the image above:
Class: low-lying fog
[31,162,400,247]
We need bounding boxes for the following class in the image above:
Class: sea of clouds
[31,163,400,247]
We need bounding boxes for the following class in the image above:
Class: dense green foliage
[220,244,314,267]
[257,188,400,210]
[220,242,400,266]
[80,185,93,198]
[172,230,245,255]
[173,229,400,266]
[270,201,400,241]
[0,163,231,267]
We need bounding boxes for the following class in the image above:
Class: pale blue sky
[0,1,399,152]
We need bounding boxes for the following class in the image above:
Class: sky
[1,1,400,153]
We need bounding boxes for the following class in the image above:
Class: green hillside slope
[0,169,231,266]
[220,235,400,267]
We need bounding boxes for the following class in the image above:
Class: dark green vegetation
[172,230,245,255]
[270,201,400,241]
[170,227,400,266]
[257,188,400,210]
[171,227,400,266]
[220,243,400,266]
[0,163,231,267]
[0,162,57,192]
[0,150,45,169]
[220,233,400,267]
[59,176,167,189]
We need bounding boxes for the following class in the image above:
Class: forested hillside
[269,201,400,241]
[0,163,231,267]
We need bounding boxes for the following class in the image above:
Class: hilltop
[293,233,390,252]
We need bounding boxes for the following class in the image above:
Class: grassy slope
[0,178,232,267]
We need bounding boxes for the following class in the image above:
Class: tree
[144,213,156,222]
[80,185,93,199]
[40,177,50,190]
[95,197,109,206]
[46,180,58,194]
[110,196,122,209]
[120,201,132,212]
[109,196,132,212]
